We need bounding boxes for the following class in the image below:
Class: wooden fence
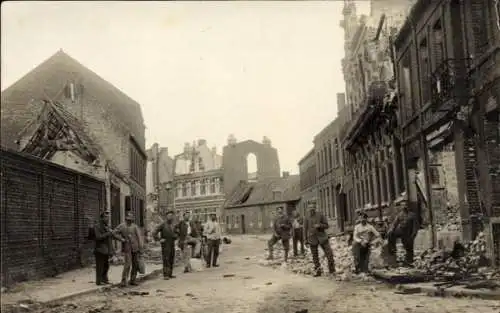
[1,148,105,286]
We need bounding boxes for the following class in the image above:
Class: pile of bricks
[260,235,391,281]
[413,232,490,280]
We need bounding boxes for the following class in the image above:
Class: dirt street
[18,236,500,313]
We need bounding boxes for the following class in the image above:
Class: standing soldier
[386,203,420,267]
[114,212,144,287]
[92,210,124,285]
[176,212,196,273]
[153,210,178,280]
[291,210,305,257]
[190,217,203,258]
[204,213,222,267]
[266,207,293,262]
[304,202,335,277]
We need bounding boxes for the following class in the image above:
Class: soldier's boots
[266,249,274,260]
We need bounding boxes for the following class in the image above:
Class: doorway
[241,214,246,234]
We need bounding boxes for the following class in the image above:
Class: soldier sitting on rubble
[352,212,381,274]
[386,202,420,267]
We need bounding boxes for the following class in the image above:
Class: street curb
[41,269,163,306]
[393,283,500,301]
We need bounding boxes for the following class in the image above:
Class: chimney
[198,139,206,146]
[262,136,271,146]
[227,134,237,146]
[183,142,190,154]
[282,171,290,178]
[211,146,216,154]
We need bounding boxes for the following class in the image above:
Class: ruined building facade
[394,0,500,262]
[222,135,281,195]
[146,143,174,214]
[1,50,147,229]
[340,0,413,232]
[222,135,299,234]
[173,140,224,223]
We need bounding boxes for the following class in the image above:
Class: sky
[1,1,370,174]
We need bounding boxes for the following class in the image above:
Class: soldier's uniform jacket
[175,220,198,249]
[94,220,114,255]
[114,222,143,253]
[392,210,419,237]
[304,212,329,245]
[273,215,293,240]
[154,222,178,243]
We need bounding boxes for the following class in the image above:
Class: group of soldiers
[91,210,145,287]
[267,201,420,276]
[151,210,223,279]
[267,203,336,277]
[91,210,222,286]
[92,200,419,284]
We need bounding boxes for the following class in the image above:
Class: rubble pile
[413,232,489,280]
[435,203,461,232]
[260,235,384,281]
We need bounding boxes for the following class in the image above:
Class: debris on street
[259,235,384,281]
[413,232,498,282]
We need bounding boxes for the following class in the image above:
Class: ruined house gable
[222,136,281,195]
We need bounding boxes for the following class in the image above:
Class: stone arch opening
[246,153,258,182]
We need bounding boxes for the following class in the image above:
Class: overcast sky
[1,1,370,174]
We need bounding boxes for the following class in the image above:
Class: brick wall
[483,90,500,216]
[60,97,130,175]
[1,149,104,287]
[428,148,462,232]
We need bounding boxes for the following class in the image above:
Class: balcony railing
[430,58,471,110]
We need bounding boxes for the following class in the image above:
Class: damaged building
[146,143,174,214]
[339,0,413,232]
[172,140,225,223]
[222,135,298,234]
[1,50,147,229]
[223,172,300,234]
[393,0,500,262]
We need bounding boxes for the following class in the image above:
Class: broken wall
[222,139,281,195]
[428,142,462,250]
